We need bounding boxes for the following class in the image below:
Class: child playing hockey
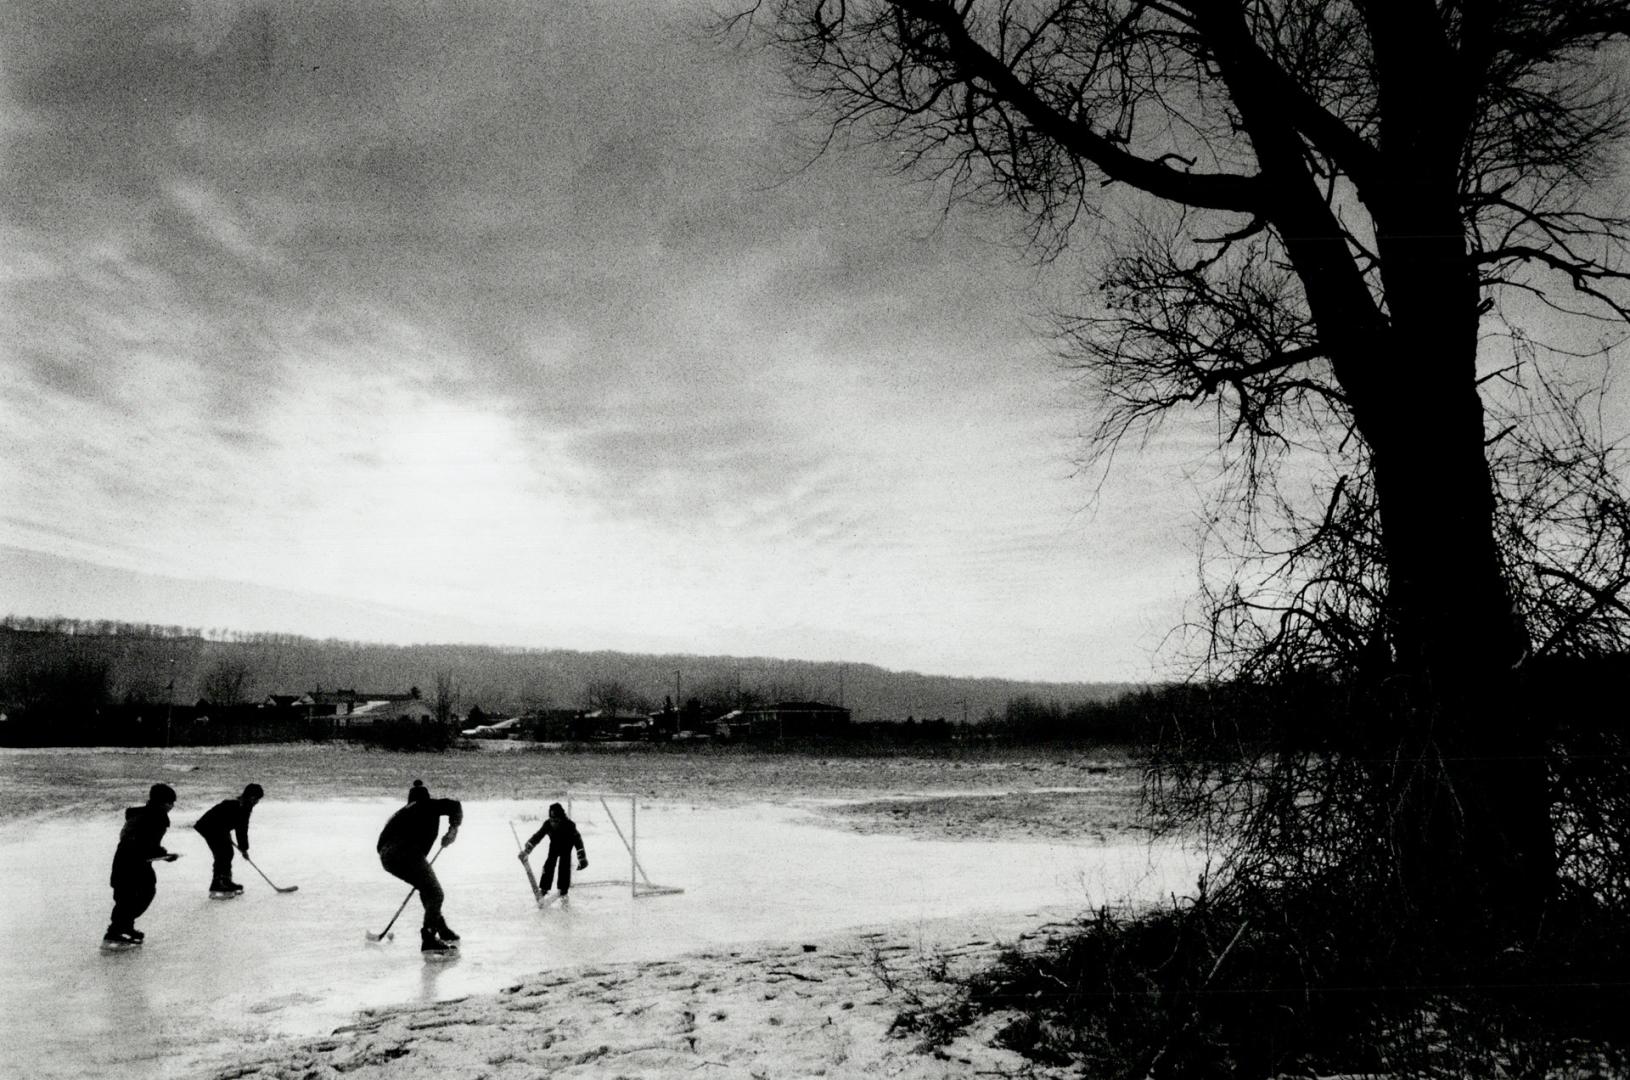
[377,779,463,955]
[519,802,588,900]
[104,782,181,949]
[193,783,263,896]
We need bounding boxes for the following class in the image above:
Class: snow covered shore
[199,910,1087,1080]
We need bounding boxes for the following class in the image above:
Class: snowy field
[0,748,1203,1080]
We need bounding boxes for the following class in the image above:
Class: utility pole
[165,658,176,749]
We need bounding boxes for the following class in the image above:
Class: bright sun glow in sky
[6,0,1503,683]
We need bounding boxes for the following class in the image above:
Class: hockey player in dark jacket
[519,802,588,899]
[377,779,463,954]
[193,783,263,895]
[105,782,181,948]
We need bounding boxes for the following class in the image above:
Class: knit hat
[243,783,264,800]
[149,782,177,804]
[407,779,429,803]
[547,801,565,817]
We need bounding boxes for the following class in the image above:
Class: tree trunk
[1366,398,1552,941]
[1353,204,1554,943]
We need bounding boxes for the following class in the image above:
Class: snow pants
[196,826,236,887]
[109,862,157,934]
[541,848,574,894]
[380,849,446,930]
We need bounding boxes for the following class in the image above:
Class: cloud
[0,0,1202,681]
[4,0,1024,457]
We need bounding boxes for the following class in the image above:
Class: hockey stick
[508,822,542,904]
[366,844,445,943]
[242,853,299,893]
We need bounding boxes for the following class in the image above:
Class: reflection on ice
[0,797,1203,1079]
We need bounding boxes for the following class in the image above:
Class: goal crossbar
[564,791,684,899]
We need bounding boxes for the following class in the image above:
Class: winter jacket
[111,804,171,881]
[194,798,253,851]
[377,798,463,860]
[525,816,586,859]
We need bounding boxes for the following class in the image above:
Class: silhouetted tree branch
[742,0,1630,946]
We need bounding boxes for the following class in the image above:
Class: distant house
[740,700,852,740]
[464,705,515,728]
[579,707,652,740]
[295,689,355,716]
[648,699,722,739]
[285,687,430,726]
[713,709,750,741]
[298,688,418,716]
[348,698,435,725]
[527,707,587,741]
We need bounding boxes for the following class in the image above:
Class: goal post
[560,790,684,899]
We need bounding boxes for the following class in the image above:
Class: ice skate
[209,874,244,899]
[420,927,458,961]
[433,920,460,944]
[100,930,141,953]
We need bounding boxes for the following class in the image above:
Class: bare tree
[200,657,253,707]
[584,677,638,714]
[687,674,747,714]
[742,0,1630,943]
[433,671,459,726]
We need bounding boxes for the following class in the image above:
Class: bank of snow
[200,911,1088,1080]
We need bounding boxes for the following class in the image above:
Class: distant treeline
[20,617,1604,753]
[0,617,1139,747]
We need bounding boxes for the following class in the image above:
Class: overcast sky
[0,0,1239,683]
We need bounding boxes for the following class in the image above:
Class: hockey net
[556,790,684,899]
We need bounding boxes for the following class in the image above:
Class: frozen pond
[0,796,1202,1079]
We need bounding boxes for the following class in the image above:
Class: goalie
[519,802,587,899]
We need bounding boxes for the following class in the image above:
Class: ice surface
[0,797,1203,1079]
